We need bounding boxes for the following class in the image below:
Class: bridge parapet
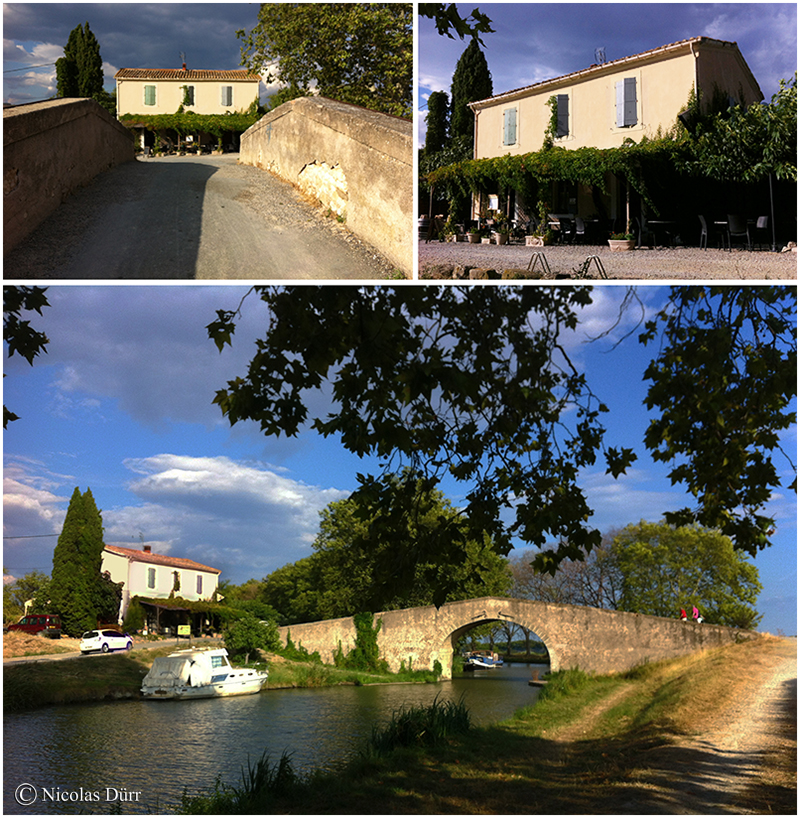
[240,96,412,276]
[277,596,759,679]
[4,98,134,255]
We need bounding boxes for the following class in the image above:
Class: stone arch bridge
[277,596,756,679]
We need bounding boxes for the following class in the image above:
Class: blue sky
[419,2,797,143]
[3,285,796,635]
[3,3,277,105]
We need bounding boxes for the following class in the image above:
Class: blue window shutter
[556,94,569,137]
[503,108,517,145]
[144,85,156,106]
[221,86,232,106]
[616,78,637,126]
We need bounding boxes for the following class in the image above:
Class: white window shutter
[616,78,637,126]
[503,108,517,145]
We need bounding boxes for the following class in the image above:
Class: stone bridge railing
[278,596,759,679]
[4,98,134,254]
[240,96,413,277]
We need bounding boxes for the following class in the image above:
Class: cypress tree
[56,22,104,99]
[424,90,449,155]
[450,40,493,148]
[50,487,107,636]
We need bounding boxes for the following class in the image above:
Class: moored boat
[141,647,267,700]
[464,650,504,670]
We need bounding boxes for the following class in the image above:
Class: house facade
[115,66,261,152]
[470,37,763,157]
[102,544,221,625]
[115,67,261,118]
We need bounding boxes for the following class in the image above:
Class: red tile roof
[115,68,260,82]
[104,544,221,574]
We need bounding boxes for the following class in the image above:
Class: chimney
[143,545,152,553]
[182,62,187,71]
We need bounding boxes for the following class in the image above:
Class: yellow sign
[177,625,191,636]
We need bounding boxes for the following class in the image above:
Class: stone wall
[278,596,759,679]
[240,96,413,276]
[4,98,135,254]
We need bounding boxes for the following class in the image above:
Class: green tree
[684,74,797,185]
[310,475,511,616]
[56,22,103,99]
[612,521,762,628]
[237,4,412,117]
[3,286,50,428]
[450,39,493,146]
[3,570,51,621]
[49,487,106,636]
[259,557,324,624]
[224,612,281,664]
[424,90,449,155]
[208,286,795,597]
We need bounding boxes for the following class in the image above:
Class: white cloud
[105,454,350,580]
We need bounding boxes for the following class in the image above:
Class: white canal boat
[141,647,267,700]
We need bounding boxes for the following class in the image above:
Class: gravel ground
[5,155,400,280]
[419,238,798,280]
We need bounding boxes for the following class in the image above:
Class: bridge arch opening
[438,616,556,676]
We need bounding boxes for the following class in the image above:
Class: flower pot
[494,232,509,245]
[608,239,635,252]
[468,233,481,243]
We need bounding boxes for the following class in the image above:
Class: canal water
[3,661,548,814]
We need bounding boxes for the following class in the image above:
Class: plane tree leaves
[640,286,797,554]
[3,286,50,429]
[209,286,629,597]
[209,286,795,599]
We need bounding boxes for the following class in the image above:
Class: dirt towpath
[555,638,797,814]
[5,155,398,280]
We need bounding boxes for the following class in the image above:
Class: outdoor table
[648,220,678,245]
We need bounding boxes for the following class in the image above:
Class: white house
[115,66,261,118]
[102,544,221,624]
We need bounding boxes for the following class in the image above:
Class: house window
[196,574,203,595]
[144,85,156,106]
[147,567,156,589]
[220,85,233,107]
[183,85,195,106]
[555,94,569,138]
[503,107,517,146]
[616,78,638,127]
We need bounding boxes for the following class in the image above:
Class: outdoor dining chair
[726,214,751,251]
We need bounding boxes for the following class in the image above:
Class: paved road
[5,155,399,279]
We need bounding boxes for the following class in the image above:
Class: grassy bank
[179,636,796,814]
[3,647,441,712]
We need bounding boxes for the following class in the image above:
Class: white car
[80,629,133,654]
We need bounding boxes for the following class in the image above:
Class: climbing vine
[119,108,261,139]
[426,138,690,214]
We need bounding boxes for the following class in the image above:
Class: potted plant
[493,212,510,245]
[468,227,482,244]
[608,231,635,251]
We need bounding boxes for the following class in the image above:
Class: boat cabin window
[210,654,230,669]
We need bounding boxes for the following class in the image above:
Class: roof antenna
[594,47,607,65]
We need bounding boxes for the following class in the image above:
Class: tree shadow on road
[4,157,220,279]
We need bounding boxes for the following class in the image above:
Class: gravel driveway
[419,239,798,280]
[5,155,399,280]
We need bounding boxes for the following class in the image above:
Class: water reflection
[4,662,547,814]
